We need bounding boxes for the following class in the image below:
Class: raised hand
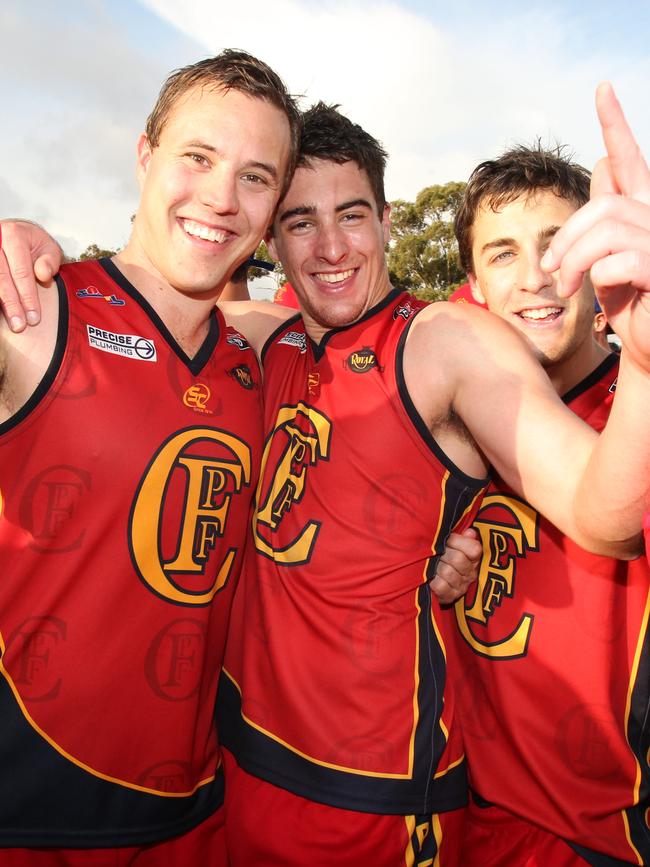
[542,84,650,366]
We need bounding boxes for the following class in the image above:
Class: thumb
[33,253,59,286]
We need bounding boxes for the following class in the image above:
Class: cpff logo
[129,427,252,605]
[253,402,332,565]
[454,493,539,659]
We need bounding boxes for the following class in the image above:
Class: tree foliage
[249,240,286,287]
[77,243,118,261]
[387,181,466,301]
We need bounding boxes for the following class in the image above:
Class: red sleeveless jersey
[0,259,263,847]
[445,353,650,865]
[219,289,487,815]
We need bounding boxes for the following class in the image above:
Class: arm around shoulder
[219,300,295,358]
[405,301,641,558]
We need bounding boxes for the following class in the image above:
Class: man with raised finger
[447,140,650,867]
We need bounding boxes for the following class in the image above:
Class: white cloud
[1,0,196,254]
[2,0,649,254]
[142,0,650,200]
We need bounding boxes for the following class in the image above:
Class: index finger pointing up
[597,81,650,204]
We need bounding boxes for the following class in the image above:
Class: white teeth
[519,306,562,320]
[315,269,355,284]
[182,219,228,243]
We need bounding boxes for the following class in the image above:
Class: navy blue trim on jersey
[569,841,642,867]
[562,353,619,405]
[0,672,223,847]
[307,288,404,362]
[98,258,220,376]
[395,312,490,490]
[470,795,632,867]
[217,582,468,817]
[0,277,69,437]
[424,474,490,583]
[623,614,650,864]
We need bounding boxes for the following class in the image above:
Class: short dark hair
[297,102,388,213]
[145,49,301,192]
[454,143,591,273]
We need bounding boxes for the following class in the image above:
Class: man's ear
[382,203,391,244]
[468,272,487,304]
[136,134,153,188]
[265,227,280,262]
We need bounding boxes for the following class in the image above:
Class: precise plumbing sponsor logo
[86,325,157,362]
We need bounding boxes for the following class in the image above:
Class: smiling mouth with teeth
[518,306,563,321]
[181,219,228,244]
[314,269,356,284]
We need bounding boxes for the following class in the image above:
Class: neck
[546,336,612,396]
[113,248,221,356]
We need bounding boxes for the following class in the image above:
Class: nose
[200,163,239,216]
[314,221,348,263]
[520,251,553,294]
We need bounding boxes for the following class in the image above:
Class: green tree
[388,181,466,301]
[249,240,287,291]
[77,243,118,261]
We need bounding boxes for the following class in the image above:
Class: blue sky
[2,0,649,255]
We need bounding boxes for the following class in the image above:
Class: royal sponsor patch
[346,347,379,373]
[86,325,157,362]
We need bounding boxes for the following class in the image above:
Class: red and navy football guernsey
[219,288,487,815]
[446,353,650,866]
[0,258,263,847]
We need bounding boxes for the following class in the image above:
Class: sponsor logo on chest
[86,325,157,362]
[345,347,379,373]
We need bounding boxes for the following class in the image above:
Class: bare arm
[403,302,632,554]
[407,84,650,559]
[219,300,296,358]
[0,281,60,423]
[539,83,650,550]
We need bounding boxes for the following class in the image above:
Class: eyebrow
[479,225,562,257]
[183,140,278,181]
[336,198,374,213]
[278,197,374,224]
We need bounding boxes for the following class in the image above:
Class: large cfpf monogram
[253,403,332,566]
[130,427,251,605]
[454,494,540,659]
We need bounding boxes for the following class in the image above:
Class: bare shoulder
[408,299,517,352]
[218,300,296,356]
[0,282,59,423]
[402,299,551,480]
[406,299,541,385]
